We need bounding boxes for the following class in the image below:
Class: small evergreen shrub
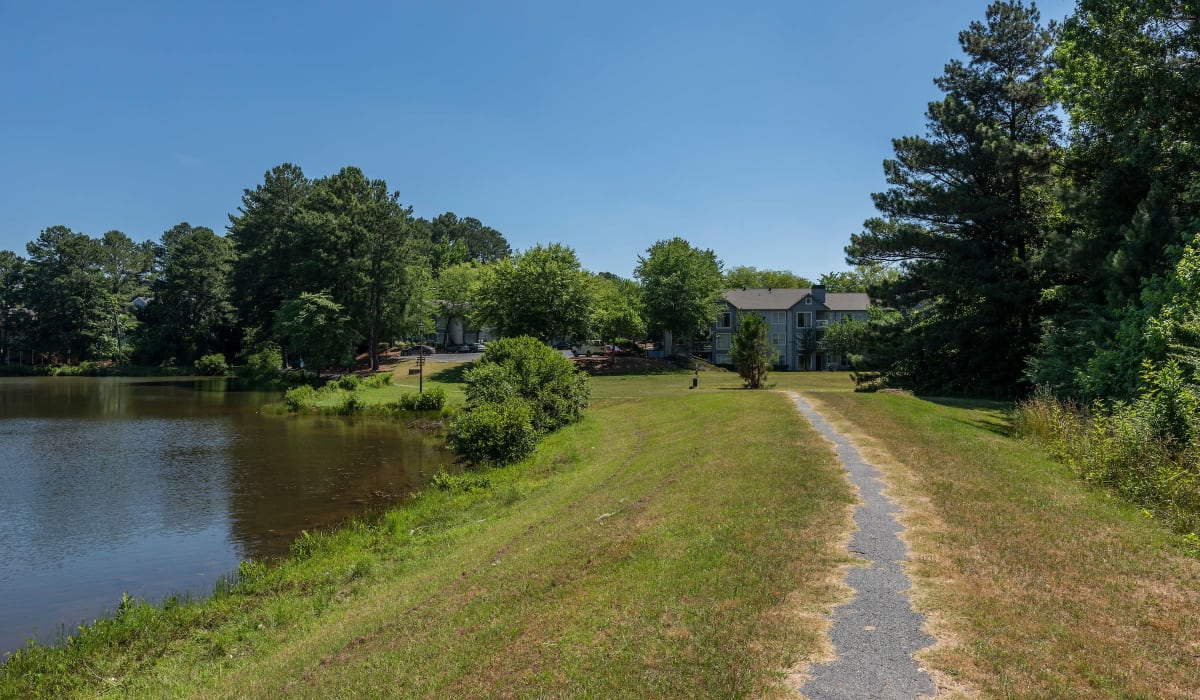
[195,354,229,376]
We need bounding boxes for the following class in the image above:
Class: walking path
[785,392,937,699]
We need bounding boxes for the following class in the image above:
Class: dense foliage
[0,164,507,372]
[474,243,593,342]
[635,237,724,351]
[847,0,1059,397]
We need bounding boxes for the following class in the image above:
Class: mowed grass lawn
[774,373,1200,699]
[10,368,1200,698]
[2,369,855,698]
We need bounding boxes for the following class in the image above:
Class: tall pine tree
[846,0,1059,397]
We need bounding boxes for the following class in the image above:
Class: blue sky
[0,0,1076,280]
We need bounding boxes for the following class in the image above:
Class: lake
[0,376,453,656]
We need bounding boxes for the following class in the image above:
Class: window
[717,311,731,328]
[770,332,785,347]
[715,334,730,350]
[767,311,786,325]
[797,312,811,328]
[803,296,812,305]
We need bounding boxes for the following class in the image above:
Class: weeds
[1014,387,1200,536]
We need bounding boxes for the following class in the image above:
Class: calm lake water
[0,376,453,656]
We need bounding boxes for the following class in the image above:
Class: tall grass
[1014,388,1200,539]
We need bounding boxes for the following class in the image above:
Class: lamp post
[417,319,425,394]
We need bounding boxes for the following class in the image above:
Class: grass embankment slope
[2,370,854,698]
[774,373,1200,699]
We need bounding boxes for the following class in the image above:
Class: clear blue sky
[0,0,1076,280]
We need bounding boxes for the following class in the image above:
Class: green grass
[14,367,1198,697]
[1,368,854,698]
[775,372,1200,699]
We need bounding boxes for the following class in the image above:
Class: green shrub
[429,469,492,492]
[52,361,104,376]
[195,354,229,376]
[389,386,446,412]
[335,374,362,391]
[465,336,590,433]
[448,398,539,465]
[1016,388,1200,536]
[338,392,366,415]
[283,385,317,412]
[362,372,393,389]
[244,343,282,379]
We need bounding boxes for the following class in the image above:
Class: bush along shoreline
[449,336,590,465]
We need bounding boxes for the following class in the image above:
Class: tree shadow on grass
[918,396,1014,437]
[429,363,470,384]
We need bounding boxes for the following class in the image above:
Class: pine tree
[846,0,1059,396]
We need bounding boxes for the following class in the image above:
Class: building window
[803,297,812,305]
[770,332,784,347]
[797,312,811,328]
[717,311,731,328]
[767,311,786,325]
[715,334,730,350]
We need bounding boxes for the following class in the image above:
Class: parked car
[571,341,605,357]
[552,340,572,350]
[402,344,435,356]
[472,342,486,352]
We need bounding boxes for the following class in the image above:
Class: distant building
[711,286,870,370]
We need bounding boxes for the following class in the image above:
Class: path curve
[785,391,936,699]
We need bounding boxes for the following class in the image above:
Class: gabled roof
[722,288,807,310]
[824,293,871,311]
[722,288,871,312]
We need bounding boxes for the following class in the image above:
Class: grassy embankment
[1,368,855,698]
[9,367,1200,698]
[773,373,1200,699]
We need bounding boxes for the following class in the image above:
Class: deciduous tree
[635,237,723,353]
[274,291,355,376]
[475,243,592,341]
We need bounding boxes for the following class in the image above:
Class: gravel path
[786,392,937,699]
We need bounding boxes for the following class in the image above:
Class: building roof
[722,288,871,312]
[824,292,871,311]
[722,288,807,310]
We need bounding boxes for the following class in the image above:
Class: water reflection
[0,377,452,655]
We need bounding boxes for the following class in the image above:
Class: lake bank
[1,370,855,697]
[0,377,453,656]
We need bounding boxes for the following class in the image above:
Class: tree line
[842,0,1200,403]
[0,164,516,371]
[1,159,886,373]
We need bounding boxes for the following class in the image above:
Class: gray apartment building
[711,286,870,370]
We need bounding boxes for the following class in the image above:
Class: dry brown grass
[777,372,1200,699]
